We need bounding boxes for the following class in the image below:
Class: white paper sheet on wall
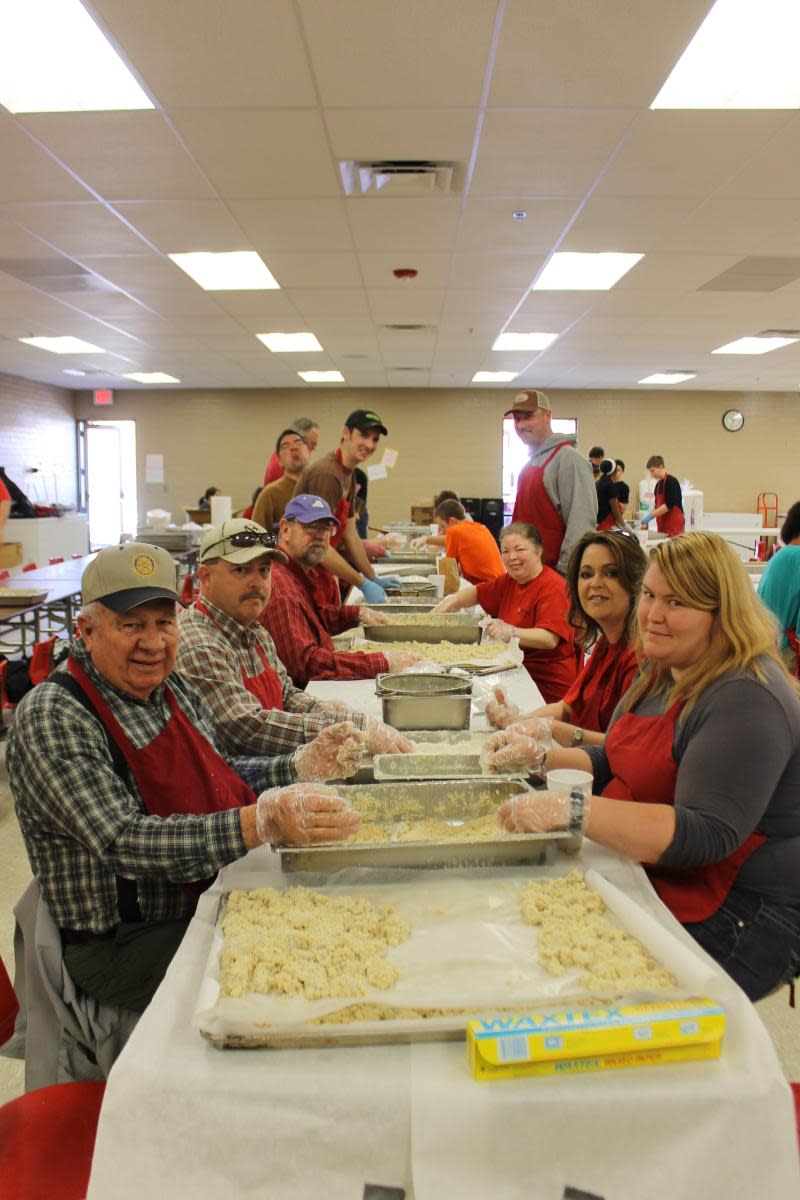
[145,453,164,484]
[382,448,398,468]
[367,462,389,481]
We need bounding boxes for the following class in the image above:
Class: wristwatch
[572,727,584,746]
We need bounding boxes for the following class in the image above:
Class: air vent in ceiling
[381,323,434,332]
[757,328,800,337]
[388,365,428,371]
[699,257,800,293]
[0,255,118,294]
[339,159,459,197]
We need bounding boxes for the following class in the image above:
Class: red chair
[22,563,37,573]
[30,635,57,686]
[0,569,9,581]
[790,1083,800,1149]
[49,556,65,565]
[71,554,83,560]
[179,572,197,605]
[0,954,106,1200]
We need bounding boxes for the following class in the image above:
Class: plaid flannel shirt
[176,597,360,755]
[260,558,388,687]
[7,641,297,933]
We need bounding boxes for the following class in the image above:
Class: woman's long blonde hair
[623,530,797,717]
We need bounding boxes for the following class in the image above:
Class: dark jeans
[63,917,191,1013]
[683,886,800,1001]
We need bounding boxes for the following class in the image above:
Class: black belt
[60,927,117,946]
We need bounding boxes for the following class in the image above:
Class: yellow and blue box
[467,997,725,1081]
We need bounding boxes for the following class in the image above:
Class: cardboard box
[411,503,434,524]
[467,997,725,1082]
[0,541,22,568]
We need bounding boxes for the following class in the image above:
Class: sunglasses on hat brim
[203,527,279,557]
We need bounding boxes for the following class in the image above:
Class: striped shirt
[7,640,296,933]
[177,597,362,755]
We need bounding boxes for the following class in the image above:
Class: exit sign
[93,389,114,406]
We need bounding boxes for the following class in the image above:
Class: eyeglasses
[202,526,278,558]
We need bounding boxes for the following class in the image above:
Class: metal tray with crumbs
[277,778,571,871]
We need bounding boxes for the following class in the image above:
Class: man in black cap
[293,409,401,604]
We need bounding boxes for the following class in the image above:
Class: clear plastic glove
[431,594,458,614]
[361,607,391,626]
[481,728,547,774]
[385,533,405,550]
[293,721,366,781]
[410,535,428,551]
[485,686,521,729]
[386,649,423,673]
[316,698,352,715]
[361,715,414,755]
[256,783,361,845]
[360,577,386,604]
[497,790,589,835]
[483,617,515,642]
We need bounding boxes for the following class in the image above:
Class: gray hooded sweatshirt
[512,433,598,573]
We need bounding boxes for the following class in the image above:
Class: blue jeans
[683,886,800,1001]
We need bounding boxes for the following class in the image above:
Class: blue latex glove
[375,575,403,590]
[641,512,654,525]
[360,578,386,604]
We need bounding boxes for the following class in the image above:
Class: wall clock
[722,409,744,432]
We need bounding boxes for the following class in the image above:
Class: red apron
[602,699,764,922]
[654,477,685,537]
[513,442,570,568]
[331,449,352,549]
[67,657,255,820]
[194,600,283,710]
[786,629,800,679]
[596,512,616,531]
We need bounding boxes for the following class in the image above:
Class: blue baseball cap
[284,494,341,525]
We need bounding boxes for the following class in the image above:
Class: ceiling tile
[326,108,478,162]
[113,201,248,253]
[230,199,354,251]
[286,289,371,317]
[357,252,452,289]
[1,202,149,256]
[346,198,461,251]
[456,198,576,253]
[0,116,91,204]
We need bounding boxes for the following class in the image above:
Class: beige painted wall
[0,371,77,507]
[73,386,800,529]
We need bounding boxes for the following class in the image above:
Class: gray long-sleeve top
[585,657,800,902]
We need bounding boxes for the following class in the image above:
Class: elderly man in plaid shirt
[7,542,364,1022]
[177,517,411,757]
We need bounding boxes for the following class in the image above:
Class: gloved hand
[641,512,654,526]
[361,715,414,755]
[483,618,515,642]
[480,728,548,774]
[293,721,366,781]
[497,790,590,835]
[316,698,352,715]
[410,535,428,551]
[375,575,404,591]
[256,783,361,845]
[360,607,391,626]
[485,686,521,729]
[385,649,422,673]
[385,533,405,550]
[360,577,386,605]
[432,595,458,614]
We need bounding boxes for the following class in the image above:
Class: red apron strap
[195,599,285,710]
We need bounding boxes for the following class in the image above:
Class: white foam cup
[546,768,593,798]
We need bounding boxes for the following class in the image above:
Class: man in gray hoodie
[507,390,597,573]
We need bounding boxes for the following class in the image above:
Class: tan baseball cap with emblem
[504,390,552,416]
[82,542,181,612]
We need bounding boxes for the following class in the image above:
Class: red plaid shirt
[261,558,388,686]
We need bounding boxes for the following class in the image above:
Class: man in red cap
[506,390,597,574]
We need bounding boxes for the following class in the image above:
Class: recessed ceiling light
[20,335,105,354]
[123,372,180,384]
[639,372,697,384]
[712,336,798,355]
[63,368,87,376]
[492,332,559,352]
[471,371,518,383]
[257,332,323,353]
[297,370,344,383]
[0,0,154,112]
[512,210,528,220]
[533,253,644,291]
[652,0,800,110]
[168,252,279,291]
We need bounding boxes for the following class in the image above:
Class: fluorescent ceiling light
[492,332,558,352]
[639,372,697,384]
[533,253,643,291]
[169,252,279,291]
[20,335,105,354]
[257,332,323,353]
[652,0,800,110]
[298,370,344,383]
[123,372,180,384]
[712,336,797,355]
[0,0,153,113]
[471,371,518,383]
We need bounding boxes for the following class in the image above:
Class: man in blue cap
[262,494,420,687]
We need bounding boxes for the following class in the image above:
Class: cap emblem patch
[133,553,157,577]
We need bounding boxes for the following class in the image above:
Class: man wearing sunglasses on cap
[178,517,411,757]
[263,495,421,687]
[7,542,364,1039]
[293,410,403,605]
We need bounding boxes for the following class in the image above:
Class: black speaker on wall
[460,497,482,521]
[480,498,504,542]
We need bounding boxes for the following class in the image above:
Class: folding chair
[49,557,65,565]
[0,952,106,1200]
[21,563,37,573]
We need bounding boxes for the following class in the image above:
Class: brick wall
[0,372,77,508]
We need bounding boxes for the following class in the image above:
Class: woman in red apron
[494,532,800,1000]
[486,529,647,746]
[433,522,577,703]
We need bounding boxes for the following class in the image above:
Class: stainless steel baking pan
[373,752,484,779]
[381,692,472,731]
[366,600,440,615]
[380,551,439,563]
[376,672,472,695]
[341,731,488,785]
[277,778,567,870]
[367,621,482,645]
